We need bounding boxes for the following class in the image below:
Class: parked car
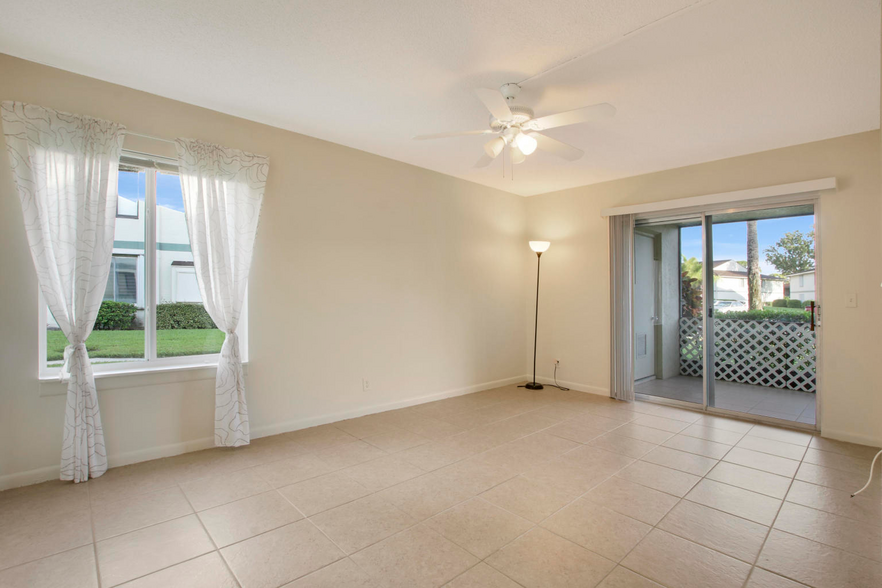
[714,299,749,311]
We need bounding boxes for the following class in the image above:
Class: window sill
[38,361,249,397]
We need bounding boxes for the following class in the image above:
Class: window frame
[106,254,143,306]
[38,151,248,380]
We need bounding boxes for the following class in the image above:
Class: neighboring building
[712,260,785,304]
[48,196,199,328]
[111,196,200,307]
[787,269,816,302]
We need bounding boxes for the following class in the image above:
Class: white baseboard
[0,374,527,492]
[533,376,609,398]
[251,374,528,439]
[819,427,882,449]
[0,464,62,492]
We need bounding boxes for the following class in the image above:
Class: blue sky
[681,215,814,274]
[119,171,185,212]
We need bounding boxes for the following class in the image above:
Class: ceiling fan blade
[413,130,492,140]
[474,154,494,168]
[475,88,512,121]
[533,133,584,161]
[532,102,616,131]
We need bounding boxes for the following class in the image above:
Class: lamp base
[523,382,544,390]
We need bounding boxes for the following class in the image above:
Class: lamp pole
[522,241,549,390]
[525,249,544,390]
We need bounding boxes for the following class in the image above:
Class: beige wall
[525,131,882,447]
[0,54,529,488]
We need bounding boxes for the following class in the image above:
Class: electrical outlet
[846,293,857,308]
[554,359,561,365]
[362,378,371,392]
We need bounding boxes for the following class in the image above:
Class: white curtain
[175,139,268,447]
[609,214,635,402]
[2,102,125,481]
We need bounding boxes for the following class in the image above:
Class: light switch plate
[846,292,857,308]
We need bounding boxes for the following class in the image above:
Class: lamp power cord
[548,363,570,391]
[851,449,882,497]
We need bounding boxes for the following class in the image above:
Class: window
[104,255,142,305]
[799,274,805,287]
[40,155,247,377]
[116,196,139,219]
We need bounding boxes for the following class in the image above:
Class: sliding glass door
[632,202,818,428]
[707,205,818,425]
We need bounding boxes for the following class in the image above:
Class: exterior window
[104,255,141,305]
[799,275,805,287]
[42,160,246,376]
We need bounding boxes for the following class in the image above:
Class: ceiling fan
[414,83,615,168]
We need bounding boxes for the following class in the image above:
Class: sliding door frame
[632,195,821,432]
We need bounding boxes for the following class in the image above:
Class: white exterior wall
[115,197,195,305]
[712,260,784,304]
[714,275,748,302]
[789,271,816,301]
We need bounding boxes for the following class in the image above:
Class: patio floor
[636,375,816,425]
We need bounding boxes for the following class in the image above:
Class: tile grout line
[739,441,807,588]
[178,479,244,588]
[87,478,105,588]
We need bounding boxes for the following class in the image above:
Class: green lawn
[47,329,225,361]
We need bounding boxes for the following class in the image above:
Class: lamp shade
[515,132,538,155]
[529,241,550,253]
[484,137,505,158]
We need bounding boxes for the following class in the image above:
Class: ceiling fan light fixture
[484,136,505,158]
[515,132,537,155]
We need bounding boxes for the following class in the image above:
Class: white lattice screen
[679,317,816,393]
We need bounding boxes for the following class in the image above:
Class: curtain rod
[125,131,176,144]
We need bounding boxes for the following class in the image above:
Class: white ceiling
[0,0,878,196]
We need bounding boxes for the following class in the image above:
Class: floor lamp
[523,240,550,390]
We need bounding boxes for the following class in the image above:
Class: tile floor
[636,376,817,425]
[0,384,879,588]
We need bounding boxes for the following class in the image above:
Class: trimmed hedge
[716,308,809,323]
[771,299,788,308]
[156,302,217,330]
[94,301,137,330]
[787,299,804,309]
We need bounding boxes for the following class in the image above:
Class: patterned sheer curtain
[609,214,635,401]
[175,139,268,447]
[2,102,125,481]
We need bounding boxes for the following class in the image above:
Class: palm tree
[747,220,762,310]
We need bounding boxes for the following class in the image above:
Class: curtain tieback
[59,342,87,382]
